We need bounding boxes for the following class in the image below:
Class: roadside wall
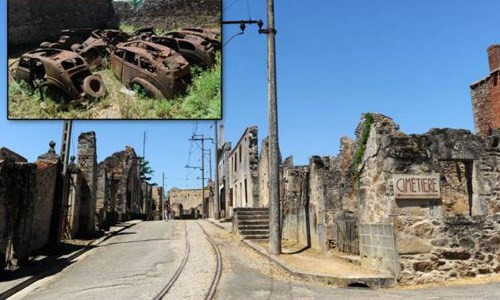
[281,157,310,246]
[32,162,58,252]
[8,0,117,47]
[0,159,37,269]
[113,0,221,30]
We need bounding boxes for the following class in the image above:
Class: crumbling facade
[227,127,260,214]
[0,144,63,269]
[168,187,203,218]
[218,141,231,219]
[471,45,500,136]
[278,112,500,285]
[78,132,98,235]
[151,186,164,220]
[0,151,37,269]
[98,146,141,223]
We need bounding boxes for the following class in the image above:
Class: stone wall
[0,159,37,269]
[355,114,500,284]
[95,167,110,229]
[258,138,270,208]
[140,182,153,219]
[32,162,58,252]
[307,156,334,250]
[8,0,117,47]
[0,147,27,162]
[275,112,500,284]
[281,157,310,246]
[113,0,221,30]
[67,164,82,238]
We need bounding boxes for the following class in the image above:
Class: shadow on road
[0,243,96,299]
[101,238,177,247]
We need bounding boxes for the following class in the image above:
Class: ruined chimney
[471,45,500,136]
[219,123,225,147]
[488,45,500,72]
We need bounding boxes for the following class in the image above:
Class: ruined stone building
[471,45,500,136]
[168,187,204,219]
[277,112,499,285]
[217,138,231,219]
[276,46,500,285]
[97,146,142,224]
[226,127,260,213]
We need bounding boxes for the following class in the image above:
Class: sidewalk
[206,217,232,232]
[206,219,395,288]
[0,220,142,299]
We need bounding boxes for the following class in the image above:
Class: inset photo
[7,0,221,120]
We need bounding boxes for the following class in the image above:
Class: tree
[128,0,143,10]
[138,156,154,182]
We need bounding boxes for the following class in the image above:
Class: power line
[246,0,252,19]
[223,0,241,12]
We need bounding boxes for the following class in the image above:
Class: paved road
[9,220,500,300]
[10,220,217,300]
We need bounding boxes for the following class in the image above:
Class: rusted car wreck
[110,41,192,99]
[14,26,220,102]
[16,48,107,100]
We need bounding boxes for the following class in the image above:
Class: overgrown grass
[354,113,375,167]
[8,52,222,119]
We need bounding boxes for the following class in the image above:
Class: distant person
[167,207,172,220]
[164,208,169,221]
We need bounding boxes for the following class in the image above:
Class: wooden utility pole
[142,131,147,159]
[58,120,72,244]
[266,0,281,255]
[214,121,220,220]
[60,121,72,175]
[162,172,165,220]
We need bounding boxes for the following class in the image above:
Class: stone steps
[240,229,269,235]
[242,234,269,240]
[238,224,269,230]
[234,208,270,241]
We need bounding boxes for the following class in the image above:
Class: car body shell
[110,41,192,99]
[179,28,221,50]
[145,35,215,67]
[73,29,130,69]
[16,48,102,99]
[40,28,95,50]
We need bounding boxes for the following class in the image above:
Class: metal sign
[393,174,441,199]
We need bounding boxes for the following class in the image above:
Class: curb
[0,221,142,300]
[241,239,396,289]
[206,219,231,232]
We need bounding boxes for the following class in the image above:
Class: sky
[1,0,499,192]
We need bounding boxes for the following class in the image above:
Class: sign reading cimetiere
[393,174,441,199]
